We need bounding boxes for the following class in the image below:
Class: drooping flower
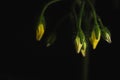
[74,29,85,54]
[89,24,101,49]
[36,15,45,41]
[97,16,112,44]
[36,23,45,41]
[74,35,83,53]
[101,27,112,43]
[81,40,87,57]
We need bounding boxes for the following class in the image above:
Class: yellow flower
[89,26,101,49]
[81,40,87,57]
[36,23,44,41]
[74,36,83,53]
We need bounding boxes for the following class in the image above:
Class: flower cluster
[35,0,111,57]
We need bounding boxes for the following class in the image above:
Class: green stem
[78,1,85,30]
[82,47,89,80]
[87,0,98,24]
[97,16,104,28]
[40,0,60,18]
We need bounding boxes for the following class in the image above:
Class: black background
[1,0,119,80]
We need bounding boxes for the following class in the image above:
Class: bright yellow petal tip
[75,36,83,53]
[81,41,87,57]
[36,23,44,41]
[89,30,101,49]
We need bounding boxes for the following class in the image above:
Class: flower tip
[105,35,112,43]
[81,52,86,57]
[74,36,83,54]
[36,23,44,41]
[46,43,51,47]
[93,45,97,49]
[106,39,112,44]
[77,50,80,54]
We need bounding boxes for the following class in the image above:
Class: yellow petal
[90,30,101,49]
[75,36,83,53]
[81,41,87,57]
[36,24,44,41]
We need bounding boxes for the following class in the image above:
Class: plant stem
[97,16,104,28]
[40,0,60,18]
[82,49,89,80]
[78,1,85,30]
[87,0,97,25]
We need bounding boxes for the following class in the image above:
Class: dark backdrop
[1,0,119,80]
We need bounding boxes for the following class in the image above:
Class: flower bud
[36,23,45,41]
[36,16,45,41]
[74,36,83,53]
[81,40,87,57]
[89,24,101,49]
[101,27,112,43]
[74,29,85,54]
